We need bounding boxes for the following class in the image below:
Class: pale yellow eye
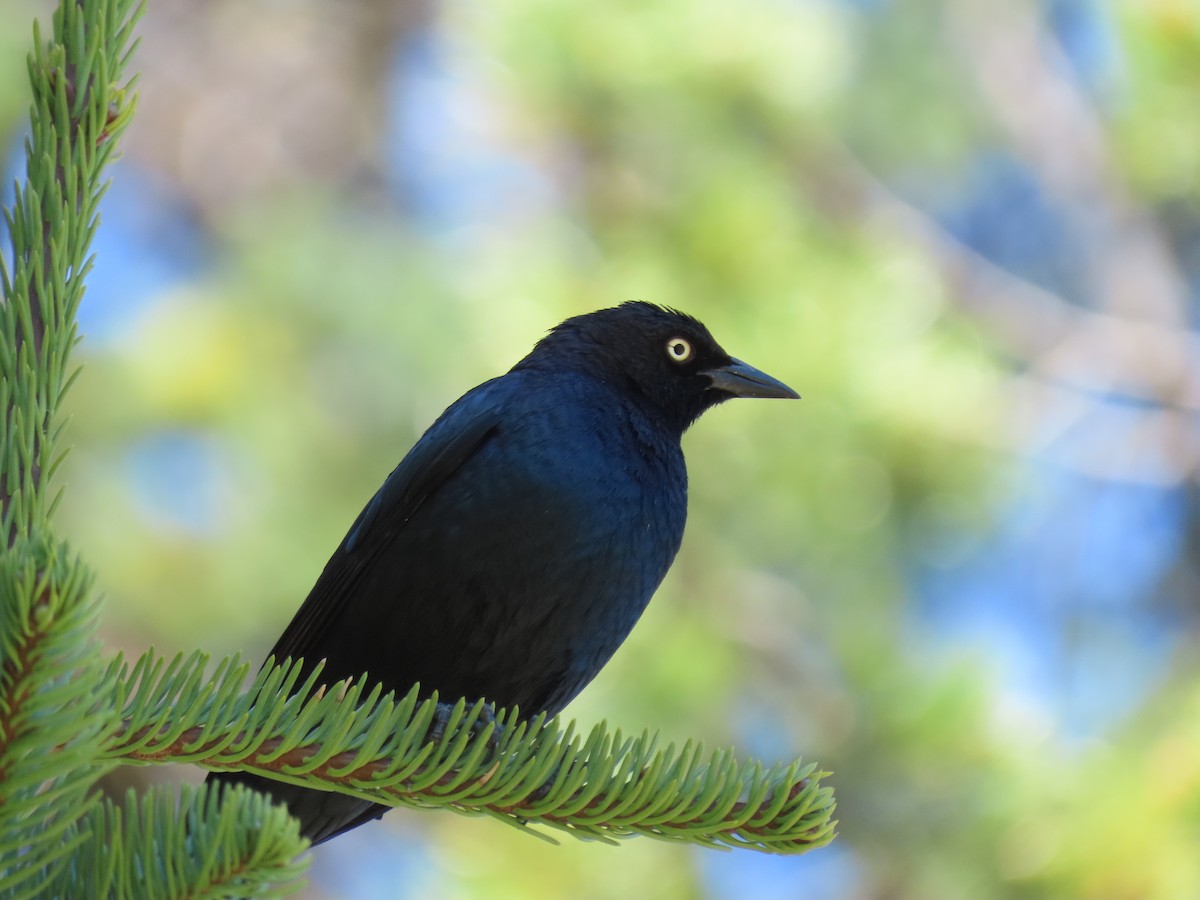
[665,337,693,364]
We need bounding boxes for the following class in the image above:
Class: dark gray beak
[704,358,799,400]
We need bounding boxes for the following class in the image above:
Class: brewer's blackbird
[209,302,797,844]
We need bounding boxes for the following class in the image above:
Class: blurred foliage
[2,0,1197,897]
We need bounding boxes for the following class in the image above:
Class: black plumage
[208,302,797,844]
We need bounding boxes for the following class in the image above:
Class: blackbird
[209,302,797,844]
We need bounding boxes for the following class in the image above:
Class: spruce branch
[54,785,308,900]
[104,652,838,853]
[0,0,140,545]
[0,1,148,896]
[0,537,114,895]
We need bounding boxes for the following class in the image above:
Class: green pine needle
[0,536,115,896]
[104,652,838,854]
[55,785,308,899]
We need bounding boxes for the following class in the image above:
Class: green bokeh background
[4,0,1199,897]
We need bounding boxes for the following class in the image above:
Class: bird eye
[665,337,693,364]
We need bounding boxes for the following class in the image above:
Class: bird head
[518,302,798,435]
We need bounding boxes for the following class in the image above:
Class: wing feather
[267,388,505,670]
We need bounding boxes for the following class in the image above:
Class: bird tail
[205,769,390,847]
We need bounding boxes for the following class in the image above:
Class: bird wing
[266,385,506,671]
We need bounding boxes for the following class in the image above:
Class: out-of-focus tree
[3,0,1195,897]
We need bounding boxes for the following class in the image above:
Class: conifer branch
[103,652,837,853]
[0,538,114,895]
[54,785,308,899]
[0,0,140,547]
[0,0,143,894]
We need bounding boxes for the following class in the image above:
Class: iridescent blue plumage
[208,302,797,844]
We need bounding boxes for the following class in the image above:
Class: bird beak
[704,358,800,400]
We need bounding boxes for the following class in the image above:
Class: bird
[208,301,798,845]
